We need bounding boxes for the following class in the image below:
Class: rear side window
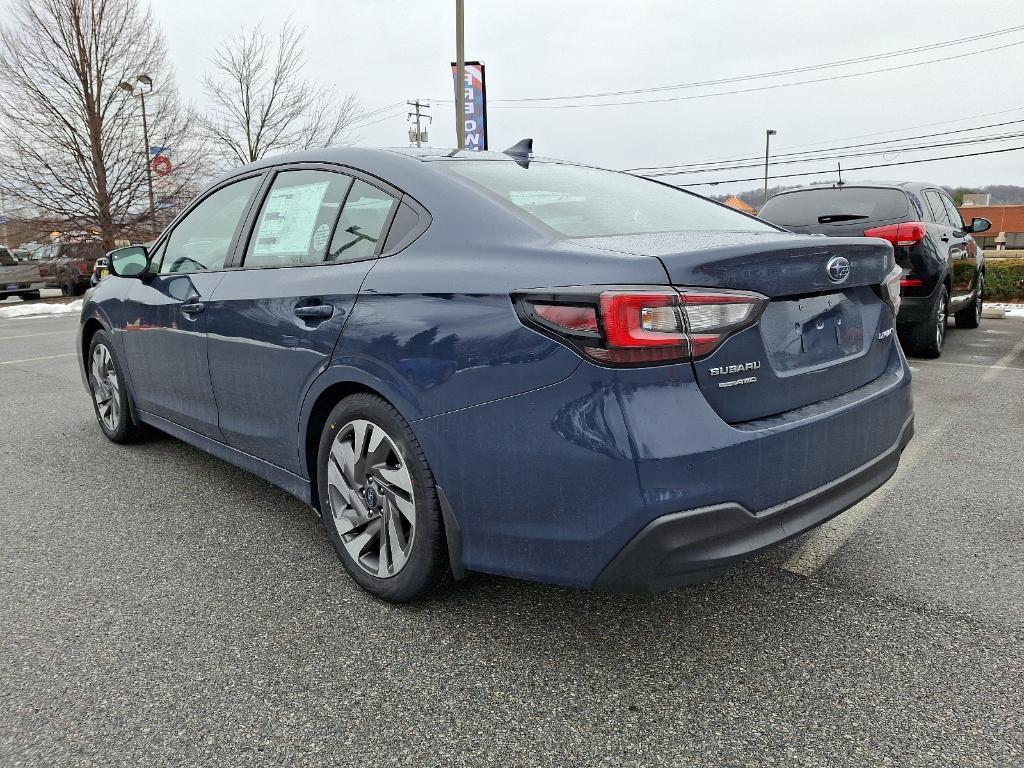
[444,161,773,237]
[940,194,964,229]
[245,170,353,268]
[326,180,397,263]
[923,190,952,226]
[759,187,910,227]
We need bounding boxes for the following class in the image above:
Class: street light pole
[121,75,157,236]
[763,129,777,207]
[454,0,466,150]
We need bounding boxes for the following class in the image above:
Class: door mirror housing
[968,217,991,235]
[109,245,150,278]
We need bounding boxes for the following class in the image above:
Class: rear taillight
[864,222,927,247]
[79,261,91,275]
[881,263,903,315]
[516,287,766,366]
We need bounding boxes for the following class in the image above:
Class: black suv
[758,182,989,357]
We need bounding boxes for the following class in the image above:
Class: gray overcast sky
[155,0,1023,195]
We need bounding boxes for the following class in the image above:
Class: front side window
[161,176,261,274]
[326,180,397,263]
[444,161,775,237]
[245,170,353,268]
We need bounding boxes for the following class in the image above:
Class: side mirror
[968,217,991,234]
[108,245,150,278]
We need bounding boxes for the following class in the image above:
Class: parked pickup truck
[0,246,44,301]
[37,241,105,296]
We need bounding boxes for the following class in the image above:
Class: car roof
[769,180,943,196]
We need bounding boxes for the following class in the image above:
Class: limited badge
[312,223,331,252]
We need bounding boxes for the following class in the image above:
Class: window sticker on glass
[252,181,331,257]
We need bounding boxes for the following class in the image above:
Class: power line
[472,24,1024,104]
[628,119,1024,174]
[470,40,1024,110]
[353,109,408,129]
[657,132,1024,176]
[649,145,1024,187]
[349,101,407,126]
[639,105,1024,171]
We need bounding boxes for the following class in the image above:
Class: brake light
[79,261,91,275]
[864,222,927,247]
[517,287,766,366]
[900,278,923,288]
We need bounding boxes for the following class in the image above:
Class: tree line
[0,0,363,251]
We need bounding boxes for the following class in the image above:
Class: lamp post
[763,129,777,207]
[120,74,156,235]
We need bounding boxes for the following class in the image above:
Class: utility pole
[454,0,466,150]
[763,128,777,206]
[407,100,431,147]
[120,75,157,236]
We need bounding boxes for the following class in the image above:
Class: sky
[103,0,1024,195]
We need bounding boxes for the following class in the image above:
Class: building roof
[956,204,1024,234]
[722,195,756,213]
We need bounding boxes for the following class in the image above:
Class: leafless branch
[0,0,206,249]
[200,21,363,167]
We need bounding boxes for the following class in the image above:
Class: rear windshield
[759,187,909,227]
[443,161,775,237]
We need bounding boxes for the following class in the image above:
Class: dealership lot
[0,313,1021,767]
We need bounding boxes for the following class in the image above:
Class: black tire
[86,330,147,443]
[316,393,450,602]
[899,284,948,358]
[18,291,40,301]
[955,273,983,329]
[60,279,76,297]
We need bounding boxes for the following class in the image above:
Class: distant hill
[710,184,1024,210]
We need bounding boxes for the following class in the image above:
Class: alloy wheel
[975,276,984,324]
[325,419,416,578]
[935,294,947,350]
[89,344,120,431]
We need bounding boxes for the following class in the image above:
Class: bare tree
[0,0,204,250]
[201,21,362,166]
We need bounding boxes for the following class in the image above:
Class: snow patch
[0,299,83,319]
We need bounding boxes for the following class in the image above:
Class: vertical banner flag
[451,61,488,150]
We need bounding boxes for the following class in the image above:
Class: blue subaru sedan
[79,145,913,601]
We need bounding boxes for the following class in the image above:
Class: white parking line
[0,352,76,366]
[0,331,72,341]
[913,360,1024,373]
[984,335,1024,381]
[781,424,938,577]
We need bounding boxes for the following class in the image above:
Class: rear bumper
[594,414,914,592]
[897,280,941,324]
[414,340,913,590]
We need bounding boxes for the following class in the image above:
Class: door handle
[181,301,205,315]
[293,304,334,319]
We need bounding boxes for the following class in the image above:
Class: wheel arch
[298,365,422,509]
[299,367,465,580]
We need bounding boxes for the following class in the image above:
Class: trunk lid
[580,231,897,423]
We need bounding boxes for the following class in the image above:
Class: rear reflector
[533,303,599,333]
[899,278,923,288]
[516,287,766,367]
[864,222,927,247]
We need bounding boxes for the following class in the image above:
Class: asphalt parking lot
[0,312,1021,768]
